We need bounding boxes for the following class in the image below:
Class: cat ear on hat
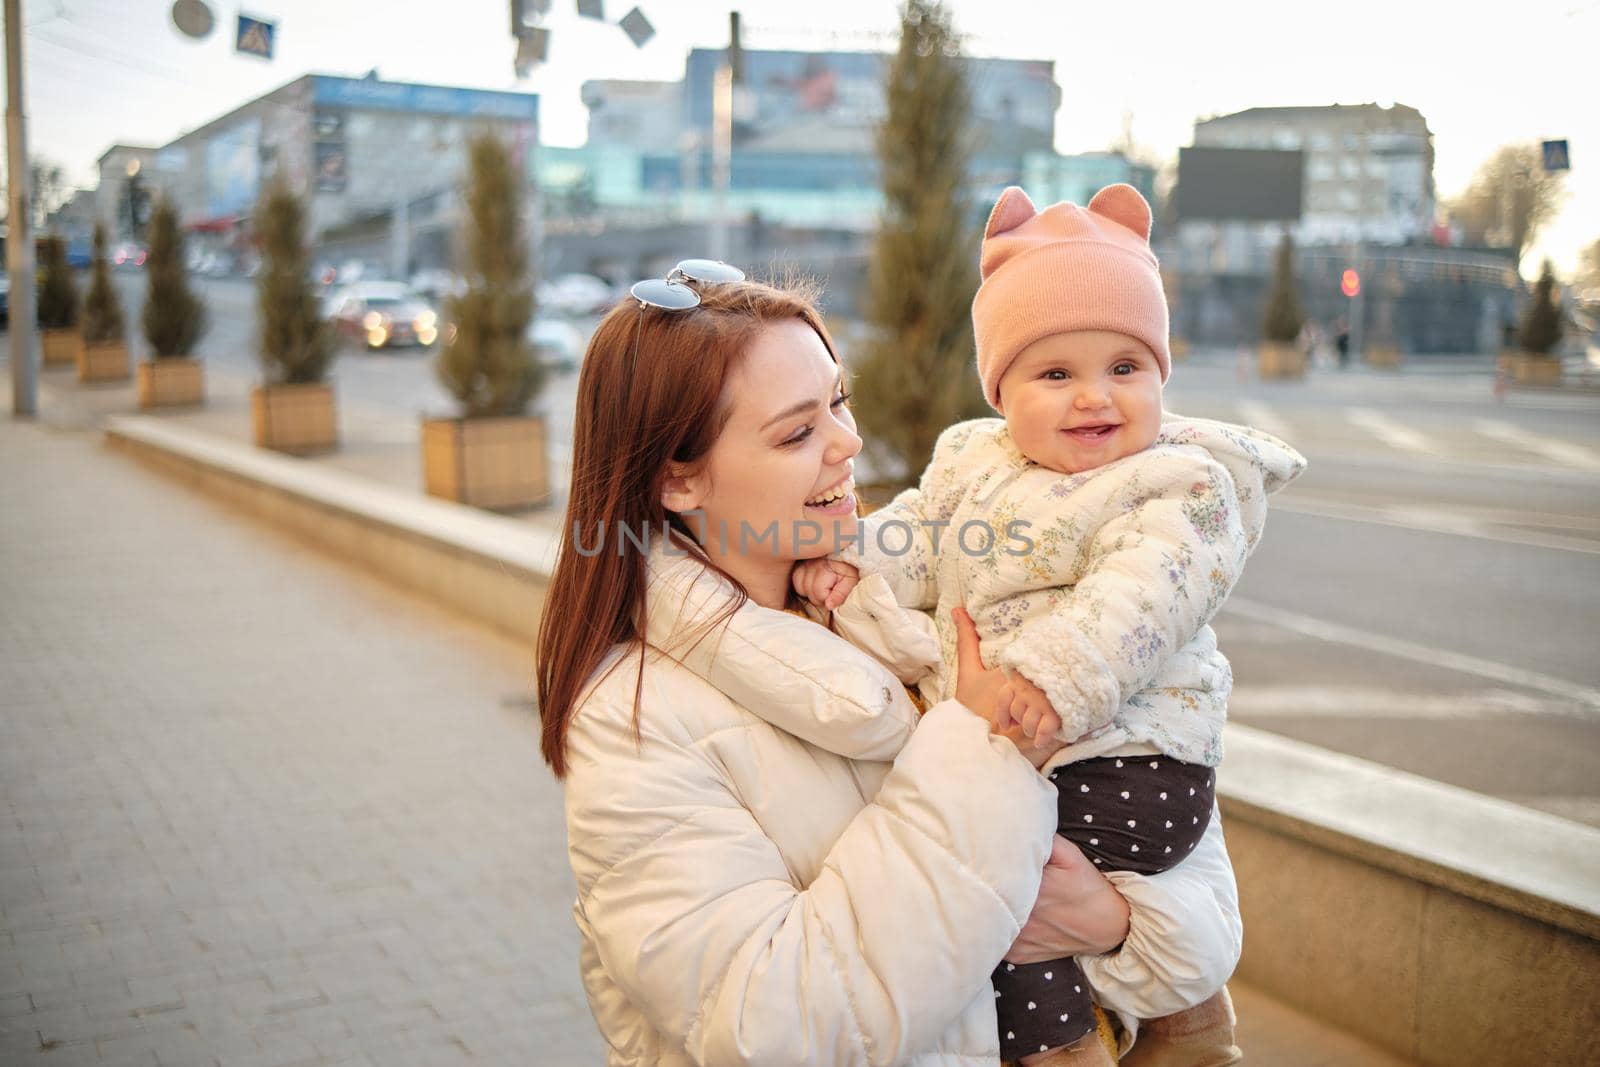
[1087,183,1152,241]
[985,186,1038,238]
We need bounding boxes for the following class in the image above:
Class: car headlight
[413,310,437,330]
[363,310,384,330]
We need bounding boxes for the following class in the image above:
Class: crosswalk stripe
[1345,407,1435,454]
[1222,597,1600,713]
[1472,419,1600,472]
[1235,400,1292,442]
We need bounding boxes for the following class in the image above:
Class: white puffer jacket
[562,542,1243,1066]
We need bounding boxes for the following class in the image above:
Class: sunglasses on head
[629,258,747,311]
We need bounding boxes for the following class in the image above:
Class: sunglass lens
[630,279,700,309]
[674,259,746,284]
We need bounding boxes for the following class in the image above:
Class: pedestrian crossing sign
[236,14,275,59]
[1541,140,1569,172]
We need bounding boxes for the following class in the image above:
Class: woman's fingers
[994,682,1015,733]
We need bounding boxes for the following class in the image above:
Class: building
[539,49,1061,233]
[99,74,539,275]
[1191,103,1435,247]
[1160,102,1517,353]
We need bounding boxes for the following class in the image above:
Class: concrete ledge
[105,414,1600,1064]
[105,415,557,644]
[1220,726,1600,1064]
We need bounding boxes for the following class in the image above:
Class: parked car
[528,316,586,372]
[536,273,615,317]
[327,281,438,350]
[409,268,467,303]
[111,242,147,269]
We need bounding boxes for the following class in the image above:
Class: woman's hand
[952,608,1067,770]
[1006,837,1131,963]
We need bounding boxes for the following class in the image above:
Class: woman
[537,266,1241,1066]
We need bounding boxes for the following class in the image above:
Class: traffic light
[1341,268,1361,299]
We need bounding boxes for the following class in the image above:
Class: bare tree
[1576,237,1600,295]
[0,157,73,230]
[1447,144,1566,265]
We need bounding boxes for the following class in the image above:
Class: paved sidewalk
[1,413,601,1065]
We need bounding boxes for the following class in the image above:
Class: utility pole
[6,0,37,416]
[708,12,741,262]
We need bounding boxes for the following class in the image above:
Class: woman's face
[667,319,861,601]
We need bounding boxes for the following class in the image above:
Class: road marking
[1471,419,1600,472]
[1227,685,1580,720]
[1222,597,1600,713]
[1345,407,1436,455]
[1270,495,1600,555]
[1234,400,1292,442]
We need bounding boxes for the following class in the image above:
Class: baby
[795,184,1305,1065]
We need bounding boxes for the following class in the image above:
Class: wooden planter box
[137,358,204,409]
[1257,342,1307,380]
[1364,343,1403,369]
[41,328,82,367]
[422,414,549,511]
[77,340,131,383]
[1498,351,1562,386]
[252,383,338,455]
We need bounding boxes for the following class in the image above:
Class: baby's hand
[995,673,1063,746]
[791,558,860,611]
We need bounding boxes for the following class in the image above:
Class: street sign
[619,6,655,47]
[1542,139,1570,172]
[577,0,605,18]
[235,14,275,59]
[171,0,215,40]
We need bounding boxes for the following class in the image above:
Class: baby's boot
[1119,988,1242,1067]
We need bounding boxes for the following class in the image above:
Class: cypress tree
[437,132,541,418]
[1517,259,1564,356]
[255,184,333,384]
[81,222,125,344]
[1261,233,1305,343]
[852,0,986,486]
[141,197,207,358]
[36,235,79,330]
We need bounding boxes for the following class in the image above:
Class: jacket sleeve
[997,451,1247,742]
[844,422,978,610]
[567,698,1057,1067]
[1079,806,1242,1020]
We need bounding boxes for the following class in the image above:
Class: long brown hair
[536,276,838,777]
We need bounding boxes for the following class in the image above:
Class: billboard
[1175,147,1304,222]
[205,118,261,218]
[683,49,1055,152]
[310,76,538,123]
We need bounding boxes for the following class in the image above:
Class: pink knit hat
[973,183,1170,410]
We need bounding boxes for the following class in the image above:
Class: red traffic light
[1341,269,1361,298]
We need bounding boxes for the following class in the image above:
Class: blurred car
[528,317,586,372]
[409,268,466,303]
[328,281,438,350]
[111,242,147,269]
[0,272,8,326]
[65,237,92,270]
[440,315,585,372]
[537,273,614,317]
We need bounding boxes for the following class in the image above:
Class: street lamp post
[6,0,37,416]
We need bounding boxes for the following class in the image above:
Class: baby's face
[996,330,1164,475]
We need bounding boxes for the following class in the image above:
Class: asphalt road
[49,275,1600,826]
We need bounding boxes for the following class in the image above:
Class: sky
[7,0,1598,274]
